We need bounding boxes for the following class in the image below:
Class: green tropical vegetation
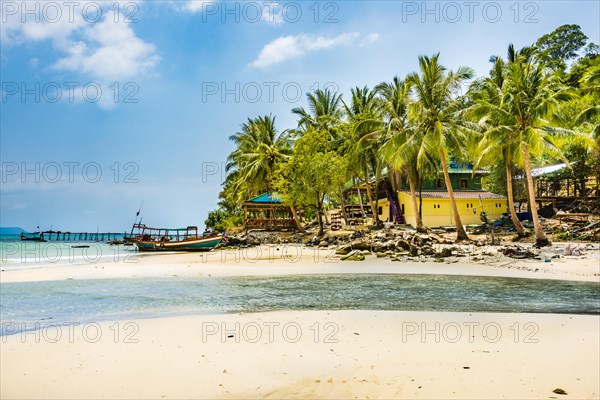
[207,24,599,247]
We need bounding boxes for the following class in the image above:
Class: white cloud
[2,0,92,46]
[360,33,380,47]
[21,16,86,47]
[53,10,159,81]
[2,3,158,84]
[182,0,217,13]
[182,0,283,24]
[0,9,24,45]
[250,32,380,68]
[261,2,284,25]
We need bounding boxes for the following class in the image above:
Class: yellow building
[341,161,507,228]
[397,160,507,228]
[398,191,507,228]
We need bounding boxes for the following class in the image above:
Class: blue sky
[1,0,599,231]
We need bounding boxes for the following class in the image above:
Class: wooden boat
[20,232,47,242]
[128,224,225,252]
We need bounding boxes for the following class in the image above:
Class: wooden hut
[242,193,299,230]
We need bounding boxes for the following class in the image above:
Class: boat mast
[130,201,144,236]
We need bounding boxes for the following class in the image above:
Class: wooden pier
[32,231,126,242]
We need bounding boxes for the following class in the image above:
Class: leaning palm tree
[468,46,528,235]
[376,76,425,231]
[343,86,386,225]
[407,54,475,241]
[226,115,292,198]
[502,56,572,246]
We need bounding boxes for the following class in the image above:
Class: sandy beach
[1,242,599,284]
[1,244,599,399]
[3,1,599,398]
[2,310,598,399]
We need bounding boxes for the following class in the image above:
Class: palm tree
[343,86,385,225]
[377,76,426,231]
[226,115,292,198]
[407,54,475,241]
[291,88,345,224]
[502,56,572,246]
[292,88,343,138]
[468,46,528,235]
[575,65,600,143]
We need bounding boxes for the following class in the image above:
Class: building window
[459,179,469,189]
[378,206,383,215]
[435,179,444,188]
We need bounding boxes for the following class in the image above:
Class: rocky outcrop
[340,250,366,261]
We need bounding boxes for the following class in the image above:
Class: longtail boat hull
[134,235,223,252]
[20,233,46,242]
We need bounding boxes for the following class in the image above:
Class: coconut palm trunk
[407,173,424,230]
[503,148,525,235]
[355,177,366,217]
[316,195,325,236]
[439,149,469,241]
[363,166,379,225]
[338,184,349,225]
[290,205,304,232]
[373,162,383,225]
[521,142,550,246]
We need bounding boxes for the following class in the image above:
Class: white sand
[1,244,599,283]
[1,311,598,399]
[1,244,599,398]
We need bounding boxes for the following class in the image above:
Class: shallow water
[1,274,598,335]
[0,235,134,265]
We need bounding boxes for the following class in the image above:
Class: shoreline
[1,243,599,283]
[2,243,598,399]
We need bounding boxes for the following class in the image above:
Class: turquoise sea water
[1,274,599,335]
[0,234,134,265]
[1,235,599,336]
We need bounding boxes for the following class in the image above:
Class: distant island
[0,227,28,235]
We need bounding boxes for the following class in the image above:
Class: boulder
[395,239,411,251]
[435,248,453,258]
[335,244,352,255]
[341,250,366,261]
[351,240,372,251]
[409,245,419,257]
[501,246,538,259]
[372,240,395,253]
[413,234,434,246]
[420,245,435,256]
